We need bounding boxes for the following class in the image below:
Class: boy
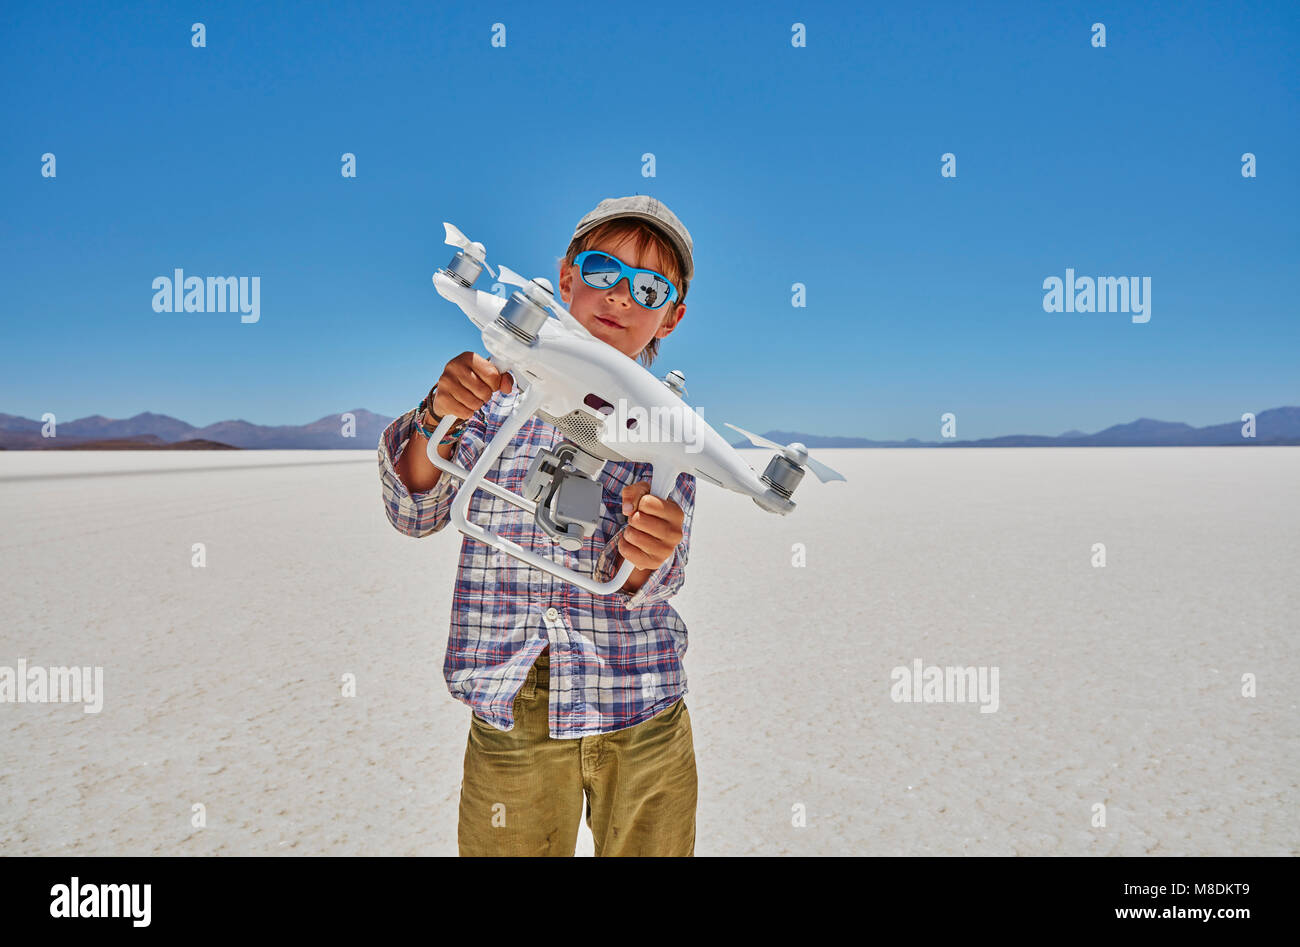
[377,196,698,856]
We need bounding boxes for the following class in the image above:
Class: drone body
[424,223,846,596]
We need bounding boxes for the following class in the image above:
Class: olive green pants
[458,646,697,856]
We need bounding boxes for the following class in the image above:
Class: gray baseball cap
[571,195,694,284]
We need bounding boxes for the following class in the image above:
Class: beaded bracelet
[417,387,467,445]
[418,414,465,446]
[416,410,466,445]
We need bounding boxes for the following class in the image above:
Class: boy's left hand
[618,482,684,572]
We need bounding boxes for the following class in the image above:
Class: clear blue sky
[2,0,1296,440]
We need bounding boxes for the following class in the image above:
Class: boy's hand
[433,351,513,420]
[617,482,685,572]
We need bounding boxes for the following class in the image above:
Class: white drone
[426,222,847,596]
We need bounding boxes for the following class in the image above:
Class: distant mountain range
[0,410,392,450]
[0,406,1296,450]
[745,406,1300,448]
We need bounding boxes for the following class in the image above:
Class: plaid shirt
[377,389,696,739]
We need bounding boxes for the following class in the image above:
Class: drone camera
[523,443,606,551]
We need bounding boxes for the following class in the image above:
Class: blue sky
[2,0,1296,440]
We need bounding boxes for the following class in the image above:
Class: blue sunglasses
[573,250,680,311]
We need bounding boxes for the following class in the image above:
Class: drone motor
[759,452,806,499]
[497,289,549,344]
[440,250,485,288]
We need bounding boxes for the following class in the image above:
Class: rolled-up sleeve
[377,406,486,538]
[594,472,696,608]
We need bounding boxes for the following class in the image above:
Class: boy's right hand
[432,352,514,420]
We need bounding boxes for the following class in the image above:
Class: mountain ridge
[1,407,1297,449]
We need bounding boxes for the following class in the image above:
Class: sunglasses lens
[581,252,620,288]
[632,274,671,309]
[579,252,675,310]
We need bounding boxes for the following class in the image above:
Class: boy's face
[558,231,686,362]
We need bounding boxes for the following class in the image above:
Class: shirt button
[544,607,559,621]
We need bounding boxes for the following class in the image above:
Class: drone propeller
[496,264,597,342]
[724,423,847,484]
[443,222,497,279]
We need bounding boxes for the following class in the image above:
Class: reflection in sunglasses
[577,250,677,311]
